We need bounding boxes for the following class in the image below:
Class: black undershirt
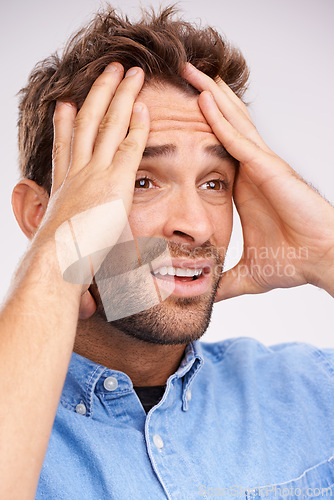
[134,385,166,414]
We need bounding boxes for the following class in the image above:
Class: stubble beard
[89,241,224,346]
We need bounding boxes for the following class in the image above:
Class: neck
[74,315,187,386]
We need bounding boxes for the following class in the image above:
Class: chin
[90,280,218,346]
[88,238,223,345]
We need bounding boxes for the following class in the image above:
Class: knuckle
[98,113,120,133]
[92,72,115,88]
[113,86,129,101]
[118,138,139,154]
[117,79,141,98]
[241,105,252,120]
[52,140,67,162]
[224,132,242,151]
[247,121,258,135]
[210,116,223,131]
[241,101,249,113]
[130,120,147,132]
[73,112,94,130]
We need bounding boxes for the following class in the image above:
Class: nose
[162,188,216,247]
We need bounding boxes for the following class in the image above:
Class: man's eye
[135,177,153,189]
[199,179,226,191]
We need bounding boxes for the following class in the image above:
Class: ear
[11,179,49,240]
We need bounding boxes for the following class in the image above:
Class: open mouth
[150,262,212,298]
[151,266,209,282]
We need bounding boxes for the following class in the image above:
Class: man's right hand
[0,63,149,499]
[37,63,149,318]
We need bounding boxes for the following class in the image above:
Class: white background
[1,0,333,346]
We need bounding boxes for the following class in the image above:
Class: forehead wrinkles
[150,119,213,133]
[139,85,213,134]
[148,105,213,133]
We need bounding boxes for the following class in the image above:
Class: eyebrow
[142,143,235,162]
[142,144,176,158]
[204,144,233,160]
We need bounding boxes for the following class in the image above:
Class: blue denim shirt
[36,338,334,499]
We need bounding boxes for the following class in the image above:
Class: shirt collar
[60,340,204,415]
[175,340,203,378]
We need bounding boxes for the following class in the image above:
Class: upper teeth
[153,266,202,277]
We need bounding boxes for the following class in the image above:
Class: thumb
[215,260,260,301]
[79,290,97,319]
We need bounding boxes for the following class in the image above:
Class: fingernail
[185,62,195,72]
[104,62,120,72]
[125,67,139,78]
[55,101,73,109]
[133,103,144,113]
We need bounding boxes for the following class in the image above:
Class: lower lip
[152,271,211,298]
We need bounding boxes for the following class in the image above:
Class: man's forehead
[137,83,213,134]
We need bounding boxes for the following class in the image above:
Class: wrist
[319,260,334,297]
[308,248,334,298]
[14,235,82,304]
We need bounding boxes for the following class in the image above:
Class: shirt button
[75,403,86,415]
[153,434,164,450]
[104,376,118,391]
[186,389,192,402]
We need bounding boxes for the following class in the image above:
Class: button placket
[153,434,164,450]
[182,383,194,411]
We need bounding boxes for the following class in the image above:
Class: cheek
[127,205,164,238]
[211,201,234,249]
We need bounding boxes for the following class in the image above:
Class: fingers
[92,67,146,167]
[187,67,307,210]
[183,62,251,120]
[78,290,97,319]
[183,63,271,153]
[52,102,76,194]
[198,91,266,166]
[198,90,302,196]
[70,65,145,176]
[215,75,252,119]
[53,64,146,188]
[70,62,124,168]
[111,102,150,184]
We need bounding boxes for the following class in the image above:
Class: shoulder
[197,337,334,378]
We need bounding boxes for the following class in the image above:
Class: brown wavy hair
[18,4,249,195]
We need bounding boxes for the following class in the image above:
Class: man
[1,5,334,499]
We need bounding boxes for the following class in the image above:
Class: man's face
[90,82,236,345]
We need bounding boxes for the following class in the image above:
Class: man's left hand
[183,63,334,300]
